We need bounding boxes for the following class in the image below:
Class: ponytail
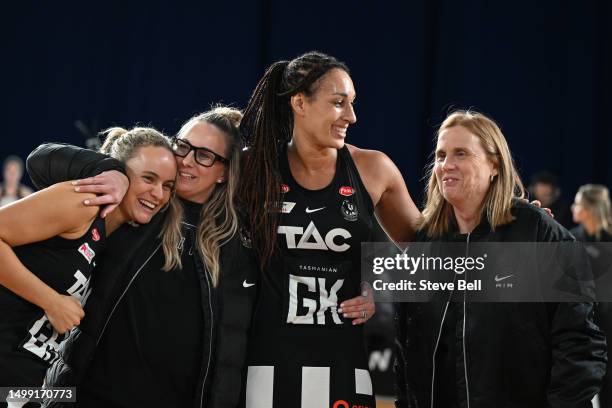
[239,61,292,268]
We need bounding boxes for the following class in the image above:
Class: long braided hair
[239,51,349,268]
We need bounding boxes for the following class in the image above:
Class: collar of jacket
[445,211,491,241]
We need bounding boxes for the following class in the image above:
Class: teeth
[139,199,156,209]
[180,172,195,179]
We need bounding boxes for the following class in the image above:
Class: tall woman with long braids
[238,51,421,407]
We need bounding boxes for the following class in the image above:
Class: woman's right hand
[72,170,129,218]
[44,294,85,334]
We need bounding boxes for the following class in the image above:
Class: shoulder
[0,181,99,246]
[346,144,394,169]
[51,181,99,213]
[37,182,100,232]
[345,144,400,187]
[51,182,100,236]
[511,199,548,220]
[13,181,96,214]
[510,200,573,242]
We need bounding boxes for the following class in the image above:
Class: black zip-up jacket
[26,143,257,408]
[395,201,607,408]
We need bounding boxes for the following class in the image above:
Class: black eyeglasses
[171,138,229,167]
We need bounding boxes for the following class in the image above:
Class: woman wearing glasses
[28,106,257,408]
[30,103,373,408]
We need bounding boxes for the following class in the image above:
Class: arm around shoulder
[27,143,125,189]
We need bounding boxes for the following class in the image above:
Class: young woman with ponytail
[26,106,257,408]
[238,51,421,407]
[0,127,177,398]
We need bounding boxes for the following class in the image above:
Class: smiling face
[434,125,498,211]
[293,68,357,149]
[175,121,229,204]
[119,146,177,224]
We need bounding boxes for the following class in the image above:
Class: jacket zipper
[430,298,451,408]
[95,244,161,346]
[430,232,473,408]
[463,233,471,408]
[430,267,459,408]
[199,264,214,408]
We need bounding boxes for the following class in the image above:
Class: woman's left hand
[338,281,375,325]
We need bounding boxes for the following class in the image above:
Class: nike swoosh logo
[305,207,325,214]
[494,274,514,282]
[243,280,255,288]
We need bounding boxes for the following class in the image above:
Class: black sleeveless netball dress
[0,216,106,387]
[243,146,376,408]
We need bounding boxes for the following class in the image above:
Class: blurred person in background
[572,184,612,408]
[529,170,573,228]
[572,184,612,243]
[0,156,33,207]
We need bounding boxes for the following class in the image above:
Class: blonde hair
[421,110,525,238]
[100,126,182,272]
[576,184,612,239]
[175,106,243,286]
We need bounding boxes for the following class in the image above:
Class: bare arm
[349,146,422,244]
[341,147,422,324]
[0,182,98,332]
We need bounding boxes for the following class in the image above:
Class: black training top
[79,198,206,407]
[0,216,106,387]
[243,145,376,407]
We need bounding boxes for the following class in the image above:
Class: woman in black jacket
[29,107,257,408]
[395,110,607,408]
[30,106,373,408]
